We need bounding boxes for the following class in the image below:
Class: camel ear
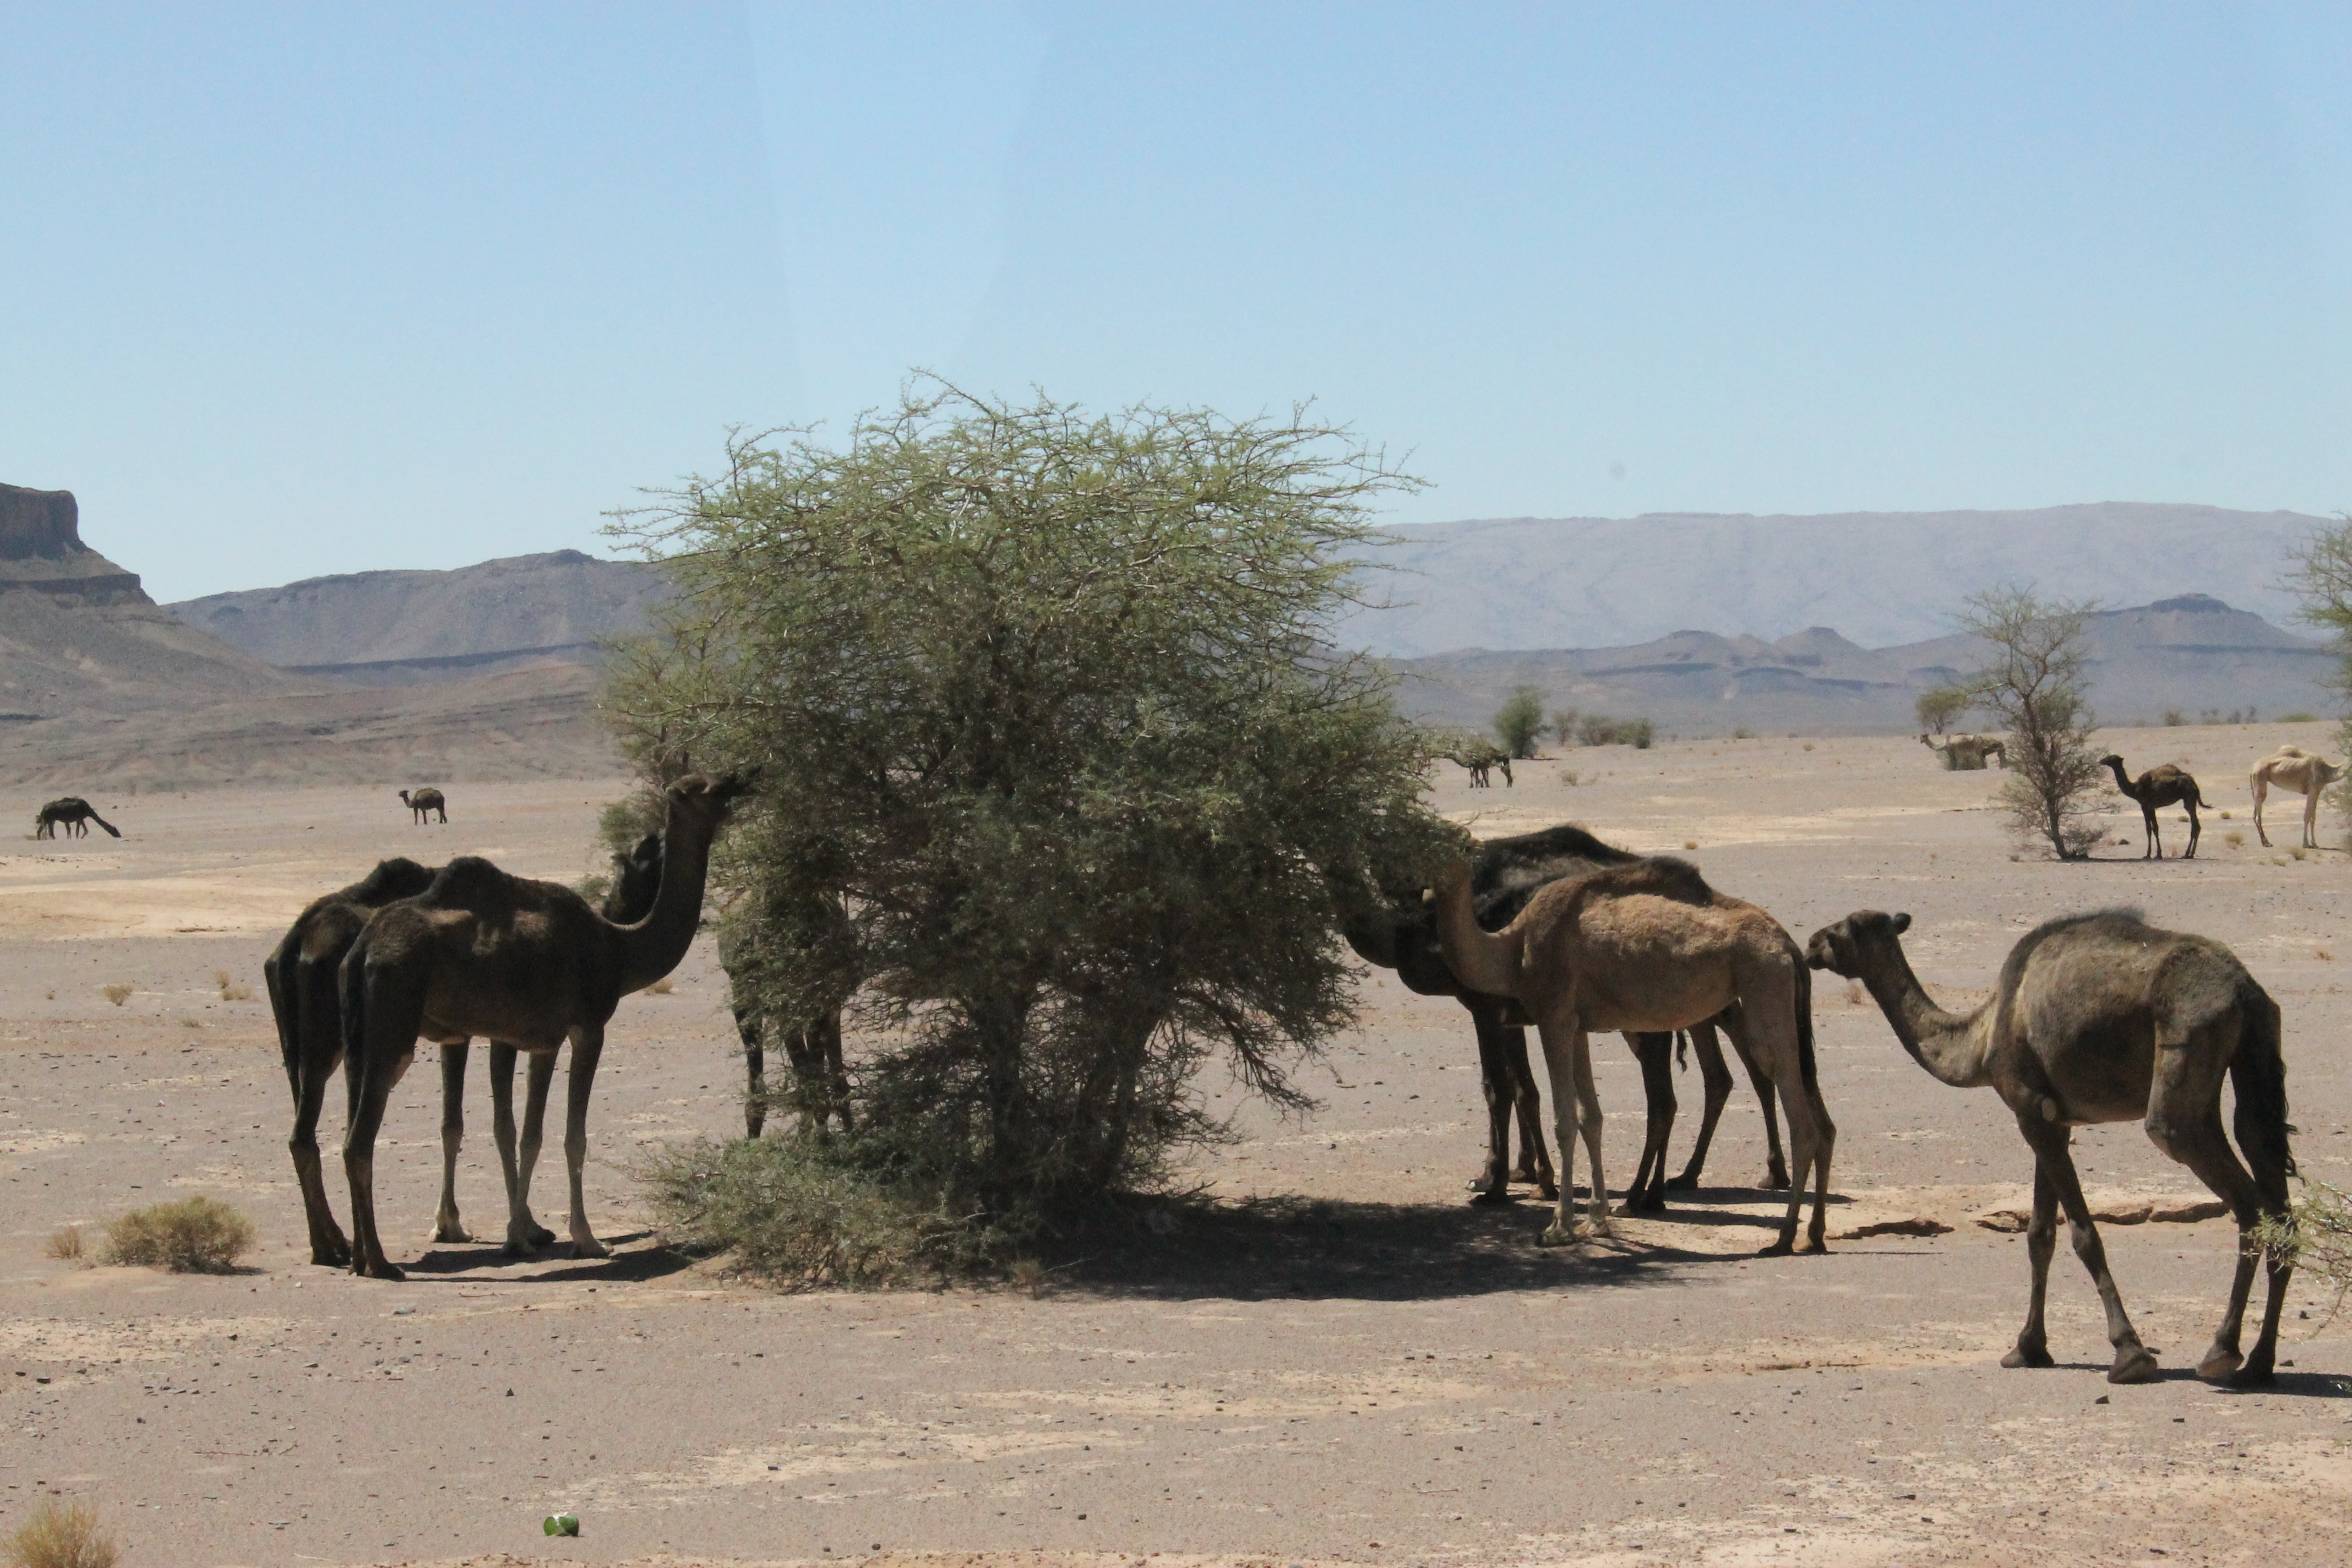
[1891,912,1912,934]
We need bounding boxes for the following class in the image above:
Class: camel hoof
[1536,1223,1582,1248]
[311,1244,351,1268]
[1756,1238,1795,1257]
[1765,1171,1793,1191]
[2108,1348,2162,1385]
[1467,1188,1516,1208]
[2197,1346,2245,1381]
[530,1223,558,1247]
[1662,1173,1698,1193]
[1535,1184,1560,1202]
[1621,1191,1664,1215]
[570,1236,609,1260]
[1793,1234,1828,1255]
[2001,1343,2055,1369]
[353,1257,407,1282]
[2226,1362,2277,1390]
[430,1223,475,1244]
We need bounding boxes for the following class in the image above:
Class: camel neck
[1858,938,1990,1088]
[614,802,716,993]
[1429,863,1523,1000]
[2103,758,2136,796]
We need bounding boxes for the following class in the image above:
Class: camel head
[1804,909,1910,977]
[2098,754,2126,771]
[662,770,756,830]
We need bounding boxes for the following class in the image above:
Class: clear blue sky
[5,2,2349,602]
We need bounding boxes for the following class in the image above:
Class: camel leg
[2143,803,2161,859]
[1568,1027,1612,1232]
[492,1046,559,1255]
[1622,1031,1674,1214]
[2143,1033,2287,1386]
[1666,1021,1735,1192]
[1724,992,1830,1254]
[517,1050,560,1249]
[1502,1022,1555,1195]
[2303,786,2321,850]
[2002,1161,2061,1368]
[780,1021,829,1138]
[2253,776,2271,847]
[280,957,351,1267]
[341,1040,416,1282]
[429,1042,473,1243]
[1532,1019,1594,1245]
[734,999,767,1141]
[1729,1021,1792,1190]
[560,1026,608,1259]
[1466,1011,1520,1204]
[2019,1115,2158,1382]
[2183,800,2199,859]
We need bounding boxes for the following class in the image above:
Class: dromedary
[1449,743,1515,788]
[1429,854,1835,1251]
[1805,908,2294,1386]
[2250,744,2342,849]
[1919,733,2001,771]
[265,836,665,1266]
[34,797,120,838]
[2101,754,2213,859]
[399,787,448,825]
[1345,824,1786,1210]
[337,773,746,1278]
[721,885,857,1142]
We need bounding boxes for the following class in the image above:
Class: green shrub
[1490,685,1547,759]
[2252,1178,2352,1327]
[1574,714,1655,748]
[102,1195,253,1273]
[641,1135,1014,1288]
[6,1499,118,1568]
[2278,711,2320,723]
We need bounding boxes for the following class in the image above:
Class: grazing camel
[720,887,857,1142]
[33,797,120,838]
[1805,908,2294,1386]
[399,787,448,825]
[2101,755,2213,859]
[1919,734,2000,771]
[2250,744,2342,849]
[1449,744,1514,788]
[1430,854,1836,1252]
[1344,824,1786,1209]
[265,836,666,1266]
[337,773,747,1278]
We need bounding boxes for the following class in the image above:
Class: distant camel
[2250,744,2342,849]
[2101,755,2213,859]
[1449,744,1514,788]
[33,797,119,839]
[1807,907,2294,1386]
[1920,733,2001,771]
[399,787,448,825]
[721,889,857,1143]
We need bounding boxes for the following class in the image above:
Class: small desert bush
[1575,714,1655,749]
[213,970,253,1003]
[2279,711,2320,723]
[641,1135,1012,1288]
[2226,831,2245,848]
[1558,769,1579,787]
[45,1225,84,1261]
[5,1498,118,1568]
[99,983,131,1007]
[640,977,674,996]
[2162,708,2185,727]
[101,1195,254,1273]
[2252,1178,2352,1327]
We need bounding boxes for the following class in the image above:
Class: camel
[1804,908,2294,1386]
[1919,733,2001,771]
[2101,754,2213,859]
[1449,744,1514,788]
[720,890,857,1142]
[265,836,666,1267]
[399,787,448,825]
[33,797,120,839]
[337,773,747,1278]
[1344,824,1788,1211]
[2251,744,2342,849]
[1429,853,1836,1251]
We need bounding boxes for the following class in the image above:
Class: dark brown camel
[399,787,448,825]
[1806,908,2293,1386]
[1430,854,1835,1252]
[1343,824,1787,1213]
[2100,755,2212,859]
[719,888,857,1142]
[264,836,665,1266]
[34,797,120,839]
[337,774,745,1278]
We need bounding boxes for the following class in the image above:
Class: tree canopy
[604,383,1455,1207]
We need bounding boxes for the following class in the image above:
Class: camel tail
[2228,983,2295,1202]
[89,814,121,838]
[1793,957,1819,1095]
[1675,1030,1689,1071]
[338,935,372,1123]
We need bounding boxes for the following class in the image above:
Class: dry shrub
[2253,1179,2352,1328]
[99,983,130,1007]
[641,977,675,996]
[213,970,253,1002]
[44,1226,84,1261]
[102,1195,254,1273]
[6,1498,119,1568]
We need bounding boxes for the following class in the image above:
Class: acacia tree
[1957,586,2105,860]
[2287,515,2352,826]
[1491,685,1547,759]
[1914,684,1968,736]
[605,384,1453,1208]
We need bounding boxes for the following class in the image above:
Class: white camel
[1920,733,2003,771]
[2251,744,2343,849]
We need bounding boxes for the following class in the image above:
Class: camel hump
[1585,854,1715,906]
[1996,907,2150,994]
[352,857,435,904]
[427,856,517,909]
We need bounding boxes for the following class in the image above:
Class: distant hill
[1392,593,2337,737]
[1344,502,2328,657]
[0,482,301,720]
[167,549,668,686]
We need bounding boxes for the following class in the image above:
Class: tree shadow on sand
[1041,1186,1825,1304]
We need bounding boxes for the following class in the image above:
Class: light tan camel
[1919,733,2000,771]
[337,773,746,1278]
[2101,755,2213,859]
[1805,908,2294,1386]
[1429,855,1836,1253]
[398,787,448,825]
[2251,744,2342,849]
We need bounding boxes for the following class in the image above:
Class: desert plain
[2,726,2350,1568]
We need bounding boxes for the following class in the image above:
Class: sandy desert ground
[3,727,2351,1568]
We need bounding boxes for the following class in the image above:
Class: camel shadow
[2032,1362,2352,1399]
[1046,1193,1770,1303]
[399,1231,693,1284]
